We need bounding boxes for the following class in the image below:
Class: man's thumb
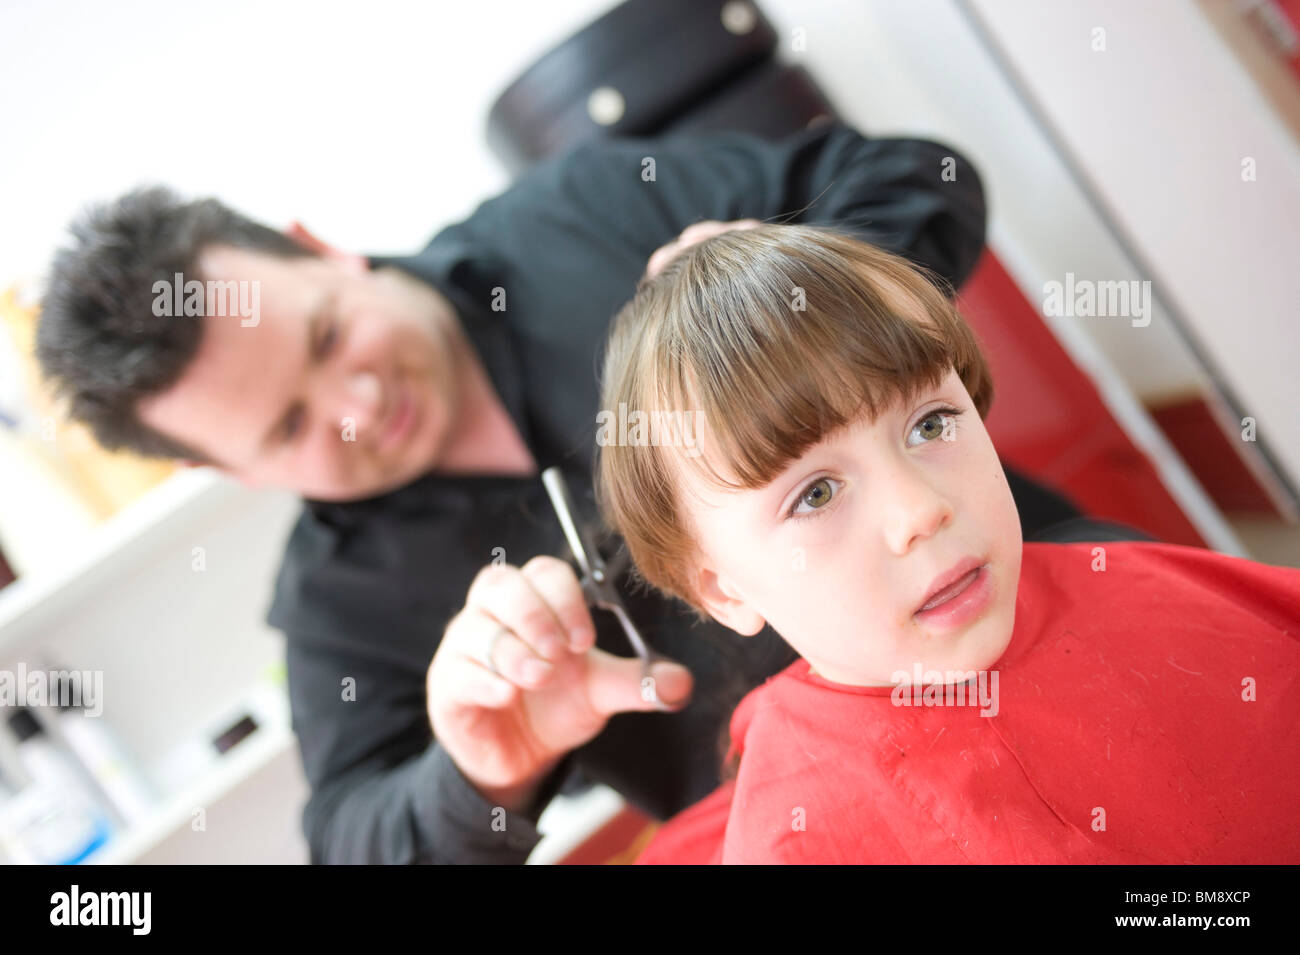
[587,651,693,715]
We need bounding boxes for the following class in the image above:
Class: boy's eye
[789,477,841,520]
[908,406,963,447]
[785,406,965,522]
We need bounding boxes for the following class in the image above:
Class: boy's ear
[693,566,766,637]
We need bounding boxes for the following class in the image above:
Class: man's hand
[643,218,762,280]
[427,556,693,811]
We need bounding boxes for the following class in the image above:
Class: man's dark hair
[36,186,316,462]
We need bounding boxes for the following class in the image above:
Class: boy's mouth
[914,556,988,618]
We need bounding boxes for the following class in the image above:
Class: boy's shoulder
[1023,537,1234,566]
[1019,538,1300,626]
[998,538,1300,683]
[1021,536,1292,574]
[726,657,904,769]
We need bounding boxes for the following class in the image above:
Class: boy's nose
[883,470,953,555]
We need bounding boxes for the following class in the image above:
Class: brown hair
[596,224,994,620]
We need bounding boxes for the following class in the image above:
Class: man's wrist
[421,744,543,862]
[471,755,566,816]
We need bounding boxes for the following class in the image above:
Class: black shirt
[266,121,988,863]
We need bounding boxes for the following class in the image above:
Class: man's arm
[636,121,987,290]
[478,120,987,295]
[285,634,571,865]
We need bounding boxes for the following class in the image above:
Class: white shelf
[0,467,241,654]
[83,722,295,866]
[0,463,307,864]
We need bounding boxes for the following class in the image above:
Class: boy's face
[678,367,1022,686]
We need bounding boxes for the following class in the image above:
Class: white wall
[0,0,623,282]
[760,0,1210,400]
[966,0,1300,494]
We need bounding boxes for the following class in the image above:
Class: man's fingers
[677,221,717,243]
[476,624,557,689]
[680,218,760,243]
[466,564,570,662]
[439,608,550,700]
[584,650,693,716]
[645,219,765,279]
[431,613,523,709]
[448,655,521,708]
[520,556,597,653]
[645,241,680,279]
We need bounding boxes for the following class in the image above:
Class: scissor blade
[609,603,653,662]
[541,467,598,578]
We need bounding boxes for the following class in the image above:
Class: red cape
[638,541,1300,864]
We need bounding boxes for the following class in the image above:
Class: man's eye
[788,477,841,521]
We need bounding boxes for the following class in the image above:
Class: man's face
[678,367,1023,686]
[137,244,461,501]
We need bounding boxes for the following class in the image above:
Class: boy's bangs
[596,223,995,618]
[653,272,958,493]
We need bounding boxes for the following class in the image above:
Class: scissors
[541,466,680,711]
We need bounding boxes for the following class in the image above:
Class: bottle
[50,675,157,824]
[2,708,114,864]
[0,769,35,864]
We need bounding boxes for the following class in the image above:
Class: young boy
[595,225,1300,864]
